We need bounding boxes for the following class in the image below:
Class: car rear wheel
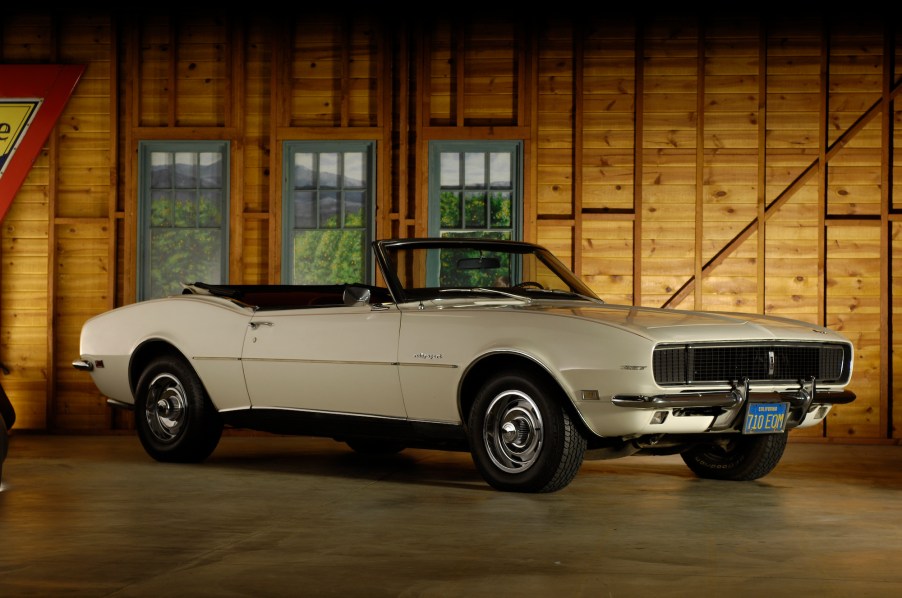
[468,370,586,493]
[680,432,788,481]
[135,354,223,463]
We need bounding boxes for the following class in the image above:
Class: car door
[240,303,406,417]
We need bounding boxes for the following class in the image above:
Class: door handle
[249,321,273,330]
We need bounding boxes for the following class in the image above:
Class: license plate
[743,402,789,434]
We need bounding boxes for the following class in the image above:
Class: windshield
[375,239,601,303]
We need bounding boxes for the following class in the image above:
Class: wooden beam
[695,18,705,311]
[108,16,119,312]
[421,126,531,141]
[268,20,291,282]
[397,22,410,239]
[46,13,60,430]
[123,15,139,304]
[455,18,465,127]
[880,21,893,439]
[817,19,828,327]
[341,16,351,128]
[228,16,246,283]
[415,22,429,237]
[633,19,644,307]
[573,20,584,274]
[525,18,538,244]
[757,20,767,314]
[377,17,392,244]
[168,15,177,127]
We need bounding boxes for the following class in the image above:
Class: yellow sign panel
[0,100,41,176]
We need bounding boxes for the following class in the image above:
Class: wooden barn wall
[0,10,898,443]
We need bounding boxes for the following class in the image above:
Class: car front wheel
[134,354,223,463]
[468,370,586,493]
[680,432,788,481]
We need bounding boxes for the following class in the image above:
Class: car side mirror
[343,285,371,306]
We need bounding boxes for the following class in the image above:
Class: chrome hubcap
[483,390,543,473]
[145,373,187,442]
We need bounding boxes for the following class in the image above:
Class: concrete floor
[1,433,901,597]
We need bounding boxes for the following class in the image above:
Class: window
[282,141,376,285]
[138,141,229,301]
[428,141,522,240]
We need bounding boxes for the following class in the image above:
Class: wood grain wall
[0,9,897,443]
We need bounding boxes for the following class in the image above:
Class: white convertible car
[74,238,856,493]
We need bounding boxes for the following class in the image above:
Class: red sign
[0,65,84,222]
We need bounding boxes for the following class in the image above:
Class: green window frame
[428,140,522,240]
[282,141,376,285]
[137,141,229,301]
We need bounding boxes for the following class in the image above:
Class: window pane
[343,152,365,187]
[294,153,314,188]
[174,191,196,227]
[320,153,339,188]
[294,191,316,228]
[198,191,223,227]
[344,191,365,227]
[292,229,365,285]
[149,228,222,298]
[464,192,486,228]
[150,191,172,226]
[174,152,197,188]
[464,152,485,188]
[489,153,511,188]
[440,152,460,188]
[150,152,173,189]
[319,191,339,228]
[440,192,461,228]
[490,192,512,228]
[199,152,223,188]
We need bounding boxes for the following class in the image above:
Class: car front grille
[652,342,851,386]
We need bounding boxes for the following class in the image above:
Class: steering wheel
[513,281,545,290]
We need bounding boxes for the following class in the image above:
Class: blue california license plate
[743,402,789,434]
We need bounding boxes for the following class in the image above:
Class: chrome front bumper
[611,378,856,431]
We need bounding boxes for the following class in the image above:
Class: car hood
[538,301,843,344]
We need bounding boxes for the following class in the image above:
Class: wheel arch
[457,351,587,436]
[128,339,191,397]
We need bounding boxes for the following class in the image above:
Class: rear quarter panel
[78,296,254,410]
